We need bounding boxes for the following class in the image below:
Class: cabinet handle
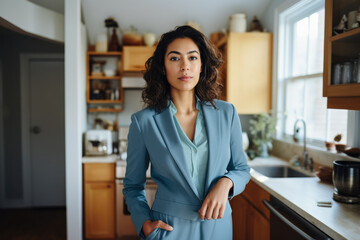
[107,185,111,188]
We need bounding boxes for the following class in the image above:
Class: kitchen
[1,0,360,240]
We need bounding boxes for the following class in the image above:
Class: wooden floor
[0,207,66,240]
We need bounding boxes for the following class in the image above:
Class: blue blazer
[123,99,251,236]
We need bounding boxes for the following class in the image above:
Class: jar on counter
[229,13,247,32]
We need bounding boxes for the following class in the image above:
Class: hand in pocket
[142,219,173,237]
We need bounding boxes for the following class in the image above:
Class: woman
[123,25,250,240]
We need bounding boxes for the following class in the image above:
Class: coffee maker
[85,130,112,156]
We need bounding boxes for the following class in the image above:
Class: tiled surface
[270,138,360,168]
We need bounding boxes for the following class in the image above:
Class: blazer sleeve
[223,104,251,199]
[123,114,151,237]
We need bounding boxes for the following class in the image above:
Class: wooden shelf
[88,108,123,113]
[330,27,360,41]
[89,76,122,80]
[323,0,360,110]
[87,100,123,104]
[215,35,227,48]
[86,50,124,110]
[327,96,360,110]
[88,51,122,56]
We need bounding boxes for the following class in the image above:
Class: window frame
[273,0,359,148]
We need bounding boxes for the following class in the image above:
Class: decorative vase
[259,142,269,158]
[143,33,156,46]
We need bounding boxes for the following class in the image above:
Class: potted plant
[334,134,346,153]
[249,112,276,158]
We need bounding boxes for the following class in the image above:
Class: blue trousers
[145,210,233,240]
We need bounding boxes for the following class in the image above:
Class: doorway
[21,54,65,207]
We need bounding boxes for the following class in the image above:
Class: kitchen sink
[251,166,313,178]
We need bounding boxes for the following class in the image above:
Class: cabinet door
[323,0,360,110]
[247,204,270,240]
[230,195,247,240]
[226,32,272,114]
[122,46,155,72]
[85,182,115,239]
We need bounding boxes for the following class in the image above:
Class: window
[276,0,348,145]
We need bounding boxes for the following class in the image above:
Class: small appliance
[85,130,112,156]
[333,160,360,204]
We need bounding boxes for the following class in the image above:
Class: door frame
[0,60,4,208]
[20,54,64,207]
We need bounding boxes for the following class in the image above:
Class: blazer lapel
[202,103,221,195]
[154,107,200,199]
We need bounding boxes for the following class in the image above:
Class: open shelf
[88,108,123,113]
[89,76,122,80]
[88,51,122,56]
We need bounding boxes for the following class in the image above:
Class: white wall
[82,0,272,44]
[260,0,289,32]
[0,0,64,43]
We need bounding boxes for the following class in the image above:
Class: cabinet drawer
[122,46,155,72]
[242,180,270,219]
[84,163,115,182]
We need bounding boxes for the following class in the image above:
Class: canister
[229,13,247,32]
[95,34,108,52]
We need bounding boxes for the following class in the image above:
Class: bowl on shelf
[343,148,360,158]
[335,144,346,153]
[104,69,116,77]
[325,141,335,151]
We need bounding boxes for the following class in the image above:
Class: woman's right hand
[142,219,173,237]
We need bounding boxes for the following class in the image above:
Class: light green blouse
[169,97,209,200]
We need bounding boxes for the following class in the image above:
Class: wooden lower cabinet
[247,202,270,240]
[84,163,115,239]
[230,180,270,240]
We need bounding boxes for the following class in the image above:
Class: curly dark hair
[142,25,223,112]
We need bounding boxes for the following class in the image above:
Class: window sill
[271,137,360,167]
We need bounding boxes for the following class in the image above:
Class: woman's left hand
[198,177,233,220]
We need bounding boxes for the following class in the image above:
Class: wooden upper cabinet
[122,46,156,72]
[323,0,360,110]
[224,32,272,114]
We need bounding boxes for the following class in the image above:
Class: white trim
[274,0,331,141]
[20,55,31,208]
[20,54,64,208]
[0,60,4,208]
[288,73,323,81]
[65,0,83,239]
[347,110,360,148]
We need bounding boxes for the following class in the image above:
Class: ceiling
[82,0,272,45]
[27,0,64,14]
[24,0,273,45]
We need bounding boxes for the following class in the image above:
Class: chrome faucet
[293,119,309,170]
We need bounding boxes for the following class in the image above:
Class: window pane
[292,17,309,76]
[304,77,327,140]
[307,8,325,74]
[285,79,304,134]
[327,109,348,144]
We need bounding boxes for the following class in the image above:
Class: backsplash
[270,138,360,168]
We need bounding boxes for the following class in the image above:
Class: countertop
[82,155,150,178]
[249,156,360,240]
[82,154,119,163]
[82,155,360,239]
